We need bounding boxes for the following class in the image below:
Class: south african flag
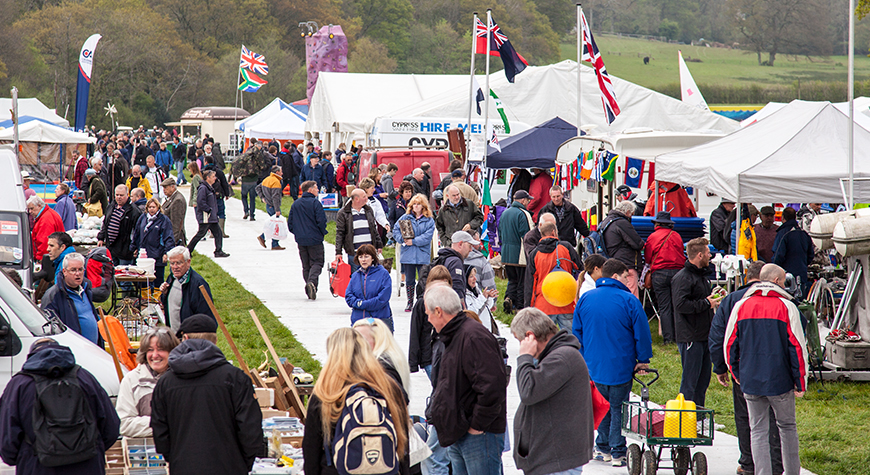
[238,68,267,92]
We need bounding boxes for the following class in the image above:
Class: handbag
[590,381,610,429]
[644,230,674,289]
[83,201,103,218]
[408,421,432,466]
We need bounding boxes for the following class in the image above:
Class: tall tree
[401,21,467,73]
[728,0,829,66]
[348,37,397,73]
[343,0,414,58]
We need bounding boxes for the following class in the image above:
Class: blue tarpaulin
[486,117,580,169]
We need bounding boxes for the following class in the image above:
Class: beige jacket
[116,363,160,438]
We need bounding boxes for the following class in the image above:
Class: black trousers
[505,265,525,310]
[678,340,711,408]
[733,379,783,473]
[299,244,325,289]
[651,268,680,343]
[187,222,223,254]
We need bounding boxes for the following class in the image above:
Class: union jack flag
[473,15,528,83]
[240,45,269,75]
[580,11,620,124]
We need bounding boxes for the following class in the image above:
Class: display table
[110,273,155,313]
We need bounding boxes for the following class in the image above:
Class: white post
[576,3,583,135]
[483,9,493,171]
[11,87,18,162]
[467,12,479,155]
[848,0,856,209]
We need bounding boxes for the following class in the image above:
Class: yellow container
[663,393,696,438]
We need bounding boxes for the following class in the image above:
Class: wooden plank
[249,309,306,422]
[198,285,253,382]
[265,378,290,411]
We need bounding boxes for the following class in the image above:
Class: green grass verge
[493,286,870,475]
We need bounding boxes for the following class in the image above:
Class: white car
[292,367,313,385]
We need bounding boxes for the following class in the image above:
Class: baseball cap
[451,169,464,178]
[176,313,218,338]
[513,190,533,200]
[760,206,775,215]
[451,230,480,246]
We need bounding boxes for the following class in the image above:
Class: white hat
[20,170,31,179]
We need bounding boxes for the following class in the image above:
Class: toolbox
[826,339,870,370]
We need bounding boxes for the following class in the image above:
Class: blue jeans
[346,252,359,273]
[258,204,281,248]
[216,197,226,219]
[174,161,187,184]
[421,425,450,475]
[402,263,422,298]
[423,364,433,381]
[379,316,394,333]
[289,175,300,199]
[595,379,632,458]
[446,431,504,475]
[241,182,257,217]
[549,313,573,332]
[549,467,584,475]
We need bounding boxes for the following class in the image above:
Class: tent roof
[374,60,739,135]
[0,120,95,144]
[244,107,307,141]
[235,97,306,130]
[555,130,727,164]
[486,117,578,169]
[0,98,69,128]
[0,116,65,129]
[655,100,870,203]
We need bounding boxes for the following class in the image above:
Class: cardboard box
[261,408,290,419]
[255,387,275,407]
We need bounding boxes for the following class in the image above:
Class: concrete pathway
[183,189,815,475]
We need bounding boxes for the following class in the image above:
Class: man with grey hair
[511,308,593,475]
[98,184,141,265]
[599,200,644,297]
[41,253,101,344]
[161,176,187,245]
[436,185,485,248]
[425,284,506,475]
[725,263,808,475]
[27,194,65,261]
[159,246,215,331]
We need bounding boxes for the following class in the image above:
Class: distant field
[560,35,870,89]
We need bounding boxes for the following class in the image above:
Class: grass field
[559,35,870,89]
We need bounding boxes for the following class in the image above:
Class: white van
[0,147,33,288]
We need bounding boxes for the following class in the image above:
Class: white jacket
[465,286,496,332]
[116,363,160,438]
[577,272,597,300]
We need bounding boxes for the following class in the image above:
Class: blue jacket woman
[393,213,435,265]
[345,245,393,329]
[130,198,175,285]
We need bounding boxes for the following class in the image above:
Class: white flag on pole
[678,51,708,111]
[487,120,501,153]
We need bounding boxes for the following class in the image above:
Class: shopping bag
[408,421,432,466]
[329,257,352,297]
[263,215,289,241]
[83,201,103,218]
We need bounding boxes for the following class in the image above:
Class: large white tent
[234,98,307,140]
[0,98,69,128]
[0,120,94,143]
[0,120,94,181]
[656,100,870,203]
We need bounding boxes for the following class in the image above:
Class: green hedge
[653,80,870,104]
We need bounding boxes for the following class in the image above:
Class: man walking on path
[161,177,187,246]
[538,185,589,246]
[725,264,808,475]
[525,221,582,331]
[256,165,286,251]
[335,188,382,273]
[289,181,328,300]
[435,185,484,247]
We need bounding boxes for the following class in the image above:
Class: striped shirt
[352,208,372,249]
[106,204,125,243]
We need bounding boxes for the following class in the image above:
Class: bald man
[523,212,557,262]
[335,188,383,272]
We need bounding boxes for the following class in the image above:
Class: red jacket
[643,227,685,271]
[74,157,89,189]
[527,173,553,220]
[525,237,582,315]
[335,161,354,196]
[32,206,65,260]
[643,181,697,218]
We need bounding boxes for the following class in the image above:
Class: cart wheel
[673,447,690,475]
[627,444,642,475]
[642,449,657,475]
[692,452,707,475]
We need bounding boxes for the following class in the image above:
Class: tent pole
[654,180,658,213]
[576,3,582,136]
[467,12,478,158]
[848,0,855,209]
[483,9,492,171]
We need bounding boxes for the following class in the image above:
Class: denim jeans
[595,379,633,458]
[678,340,711,407]
[549,313,573,332]
[346,252,359,273]
[174,161,187,184]
[402,263,422,299]
[745,391,800,475]
[423,364,433,381]
[216,197,226,219]
[258,204,280,248]
[241,182,257,217]
[446,431,505,475]
[421,425,450,475]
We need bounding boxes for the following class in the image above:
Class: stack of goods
[69,214,103,245]
[124,437,167,475]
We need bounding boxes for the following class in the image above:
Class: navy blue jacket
[322,160,335,192]
[40,277,102,347]
[288,192,327,246]
[195,182,219,224]
[573,278,653,385]
[130,212,175,263]
[301,164,327,190]
[772,219,814,292]
[708,284,752,375]
[0,344,120,475]
[159,268,215,325]
[345,264,392,324]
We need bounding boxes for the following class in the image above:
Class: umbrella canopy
[486,117,578,169]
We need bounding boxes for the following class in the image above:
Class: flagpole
[467,12,479,157]
[235,46,243,151]
[576,3,582,136]
[848,0,855,209]
[484,9,492,172]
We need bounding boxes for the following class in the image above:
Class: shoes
[214,251,230,258]
[736,467,754,475]
[405,301,413,312]
[592,448,611,463]
[503,298,513,314]
[257,236,266,248]
[243,213,248,219]
[611,456,626,467]
[272,246,286,251]
[249,216,256,221]
[306,282,317,300]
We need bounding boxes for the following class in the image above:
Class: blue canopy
[486,117,579,169]
[0,116,66,129]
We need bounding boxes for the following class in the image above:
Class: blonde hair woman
[392,194,435,311]
[353,318,412,398]
[302,327,409,475]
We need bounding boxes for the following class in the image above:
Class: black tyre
[642,449,657,475]
[692,452,707,475]
[627,444,642,475]
[673,447,690,475]
[293,377,300,385]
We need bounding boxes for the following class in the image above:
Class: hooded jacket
[513,330,593,475]
[772,219,814,290]
[498,201,533,265]
[345,264,393,323]
[709,204,732,253]
[54,193,78,232]
[724,282,809,396]
[671,259,714,343]
[393,213,435,264]
[117,363,161,438]
[0,344,120,475]
[435,247,467,301]
[464,248,496,291]
[195,181,219,224]
[525,237,581,313]
[600,210,644,270]
[428,313,507,447]
[31,206,66,261]
[644,227,686,272]
[130,212,174,263]
[151,339,262,475]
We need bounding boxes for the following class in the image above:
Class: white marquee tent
[0,98,69,128]
[656,100,870,203]
[235,98,307,140]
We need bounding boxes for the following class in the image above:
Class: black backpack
[23,366,100,467]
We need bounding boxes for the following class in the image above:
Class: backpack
[584,218,616,260]
[328,384,399,475]
[231,149,261,177]
[23,366,100,467]
[84,247,114,303]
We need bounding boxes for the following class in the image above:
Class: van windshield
[0,213,24,266]
[0,272,50,336]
